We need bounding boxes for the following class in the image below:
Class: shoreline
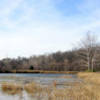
[0,70,78,74]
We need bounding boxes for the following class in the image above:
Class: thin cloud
[0,0,100,59]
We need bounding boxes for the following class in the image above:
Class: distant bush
[85,69,96,72]
[29,65,34,70]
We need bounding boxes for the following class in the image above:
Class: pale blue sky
[0,0,100,59]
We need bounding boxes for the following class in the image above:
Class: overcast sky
[0,0,100,59]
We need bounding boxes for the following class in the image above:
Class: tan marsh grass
[1,82,23,95]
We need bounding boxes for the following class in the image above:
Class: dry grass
[24,82,43,95]
[59,75,73,78]
[24,81,99,100]
[1,82,99,100]
[1,82,23,95]
[11,70,78,74]
[50,86,98,100]
[77,72,100,99]
[1,72,100,100]
[78,72,100,85]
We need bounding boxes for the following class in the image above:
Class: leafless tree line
[0,33,100,72]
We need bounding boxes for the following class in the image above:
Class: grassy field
[0,72,100,100]
[78,72,100,84]
[77,72,100,99]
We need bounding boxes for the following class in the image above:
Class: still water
[0,73,82,100]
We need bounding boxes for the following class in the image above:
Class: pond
[0,73,82,100]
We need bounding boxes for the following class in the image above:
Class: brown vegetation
[11,70,78,74]
[24,82,42,95]
[1,82,23,95]
[78,72,100,99]
[1,73,100,100]
[78,72,100,85]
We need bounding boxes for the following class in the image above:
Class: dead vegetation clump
[1,82,23,95]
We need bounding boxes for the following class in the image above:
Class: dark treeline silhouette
[0,33,100,72]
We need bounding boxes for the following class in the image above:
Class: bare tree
[79,32,98,71]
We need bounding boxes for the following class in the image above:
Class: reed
[24,82,42,95]
[78,72,100,85]
[1,82,23,95]
[1,72,100,100]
